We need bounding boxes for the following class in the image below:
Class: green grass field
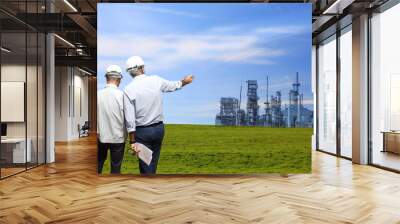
[102,124,312,174]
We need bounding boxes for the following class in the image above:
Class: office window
[1,30,28,177]
[312,45,317,150]
[317,35,337,154]
[0,1,46,179]
[339,27,352,158]
[371,3,400,171]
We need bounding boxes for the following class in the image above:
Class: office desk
[382,131,400,154]
[1,138,31,164]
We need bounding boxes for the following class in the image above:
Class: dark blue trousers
[135,122,165,174]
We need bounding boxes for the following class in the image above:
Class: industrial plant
[216,73,313,128]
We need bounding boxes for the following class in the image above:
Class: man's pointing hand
[182,75,194,86]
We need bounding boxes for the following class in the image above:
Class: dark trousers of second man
[135,122,164,174]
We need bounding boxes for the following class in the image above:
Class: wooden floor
[373,151,400,171]
[1,167,26,178]
[1,136,400,224]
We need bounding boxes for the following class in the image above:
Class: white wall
[54,67,89,141]
[1,65,39,138]
[1,65,26,137]
[55,66,68,141]
[1,63,46,164]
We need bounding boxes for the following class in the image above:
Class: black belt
[136,121,163,129]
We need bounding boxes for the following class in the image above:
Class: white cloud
[98,24,308,70]
[255,25,309,35]
[207,26,240,33]
[97,59,125,71]
[98,33,285,69]
[135,5,206,18]
[207,25,308,36]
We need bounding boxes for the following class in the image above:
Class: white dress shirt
[124,74,182,132]
[97,83,126,143]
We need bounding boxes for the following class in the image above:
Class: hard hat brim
[126,64,144,72]
[105,72,123,78]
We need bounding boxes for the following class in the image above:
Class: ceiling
[0,0,98,74]
[0,0,393,74]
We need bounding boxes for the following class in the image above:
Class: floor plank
[1,135,400,223]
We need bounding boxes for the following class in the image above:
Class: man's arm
[129,131,136,144]
[123,92,139,154]
[158,75,194,92]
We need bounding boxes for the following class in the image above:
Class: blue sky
[98,3,312,125]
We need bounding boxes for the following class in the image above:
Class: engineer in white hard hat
[97,65,126,174]
[123,56,194,174]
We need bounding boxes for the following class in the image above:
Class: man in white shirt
[123,56,194,174]
[97,65,126,174]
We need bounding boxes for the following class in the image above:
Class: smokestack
[238,82,243,126]
[300,93,303,127]
[288,94,291,128]
[266,76,269,105]
[265,76,270,126]
[296,74,300,127]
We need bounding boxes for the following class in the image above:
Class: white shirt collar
[134,74,146,79]
[106,83,118,88]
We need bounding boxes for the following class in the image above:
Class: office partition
[0,1,47,179]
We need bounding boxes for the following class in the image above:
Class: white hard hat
[105,65,122,78]
[126,56,145,72]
